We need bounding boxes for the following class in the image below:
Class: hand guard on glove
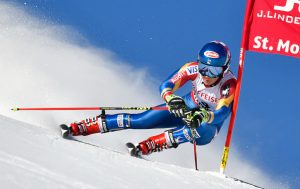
[182,109,210,129]
[166,94,187,117]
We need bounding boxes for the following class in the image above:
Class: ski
[59,124,125,154]
[59,127,145,159]
[59,124,146,158]
[65,137,127,155]
[60,124,72,138]
[126,142,143,158]
[64,138,147,160]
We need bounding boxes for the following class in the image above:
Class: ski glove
[166,94,187,117]
[182,109,209,129]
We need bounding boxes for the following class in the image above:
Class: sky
[4,0,300,188]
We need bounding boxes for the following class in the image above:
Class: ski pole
[185,112,198,171]
[191,128,198,171]
[11,106,168,112]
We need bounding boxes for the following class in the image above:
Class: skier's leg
[63,93,196,137]
[64,104,183,136]
[135,122,222,155]
[105,105,183,130]
[136,129,179,155]
[172,122,221,145]
[106,92,196,131]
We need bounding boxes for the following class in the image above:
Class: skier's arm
[206,78,237,125]
[160,62,198,101]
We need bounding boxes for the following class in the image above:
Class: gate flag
[220,0,300,174]
[246,0,300,58]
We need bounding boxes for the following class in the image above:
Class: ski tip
[60,124,71,139]
[125,142,135,148]
[11,108,19,112]
[126,142,141,157]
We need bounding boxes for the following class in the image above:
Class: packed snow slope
[0,115,260,189]
[0,2,288,189]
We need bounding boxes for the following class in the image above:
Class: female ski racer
[60,41,236,156]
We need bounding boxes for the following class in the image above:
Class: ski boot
[60,111,108,138]
[127,130,178,157]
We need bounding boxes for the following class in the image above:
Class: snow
[0,115,259,189]
[0,2,289,189]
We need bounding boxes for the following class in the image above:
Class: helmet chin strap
[222,60,230,77]
[222,67,228,78]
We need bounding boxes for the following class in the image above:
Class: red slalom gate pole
[219,0,254,174]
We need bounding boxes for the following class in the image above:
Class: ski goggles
[198,62,224,78]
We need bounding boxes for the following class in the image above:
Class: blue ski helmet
[198,41,231,75]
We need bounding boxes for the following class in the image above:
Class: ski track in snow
[0,115,260,189]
